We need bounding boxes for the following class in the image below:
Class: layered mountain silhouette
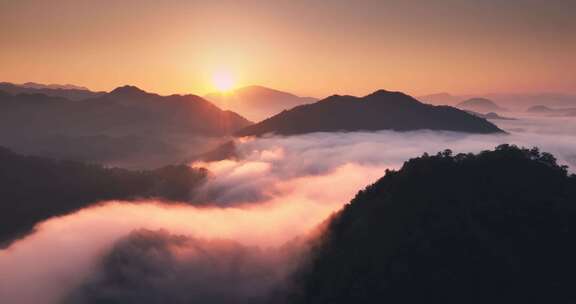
[419,92,576,110]
[19,82,90,90]
[465,110,515,120]
[421,93,576,109]
[0,146,207,248]
[205,85,317,121]
[0,81,104,100]
[236,90,504,136]
[95,85,251,134]
[418,92,461,105]
[527,105,555,113]
[490,93,576,108]
[526,105,576,117]
[0,85,251,167]
[457,97,507,113]
[289,145,576,303]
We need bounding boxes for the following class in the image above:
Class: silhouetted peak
[458,97,506,112]
[109,85,149,96]
[314,94,357,105]
[458,97,501,108]
[236,89,503,136]
[417,92,462,105]
[367,89,396,96]
[460,97,495,105]
[322,94,346,100]
[527,105,554,113]
[363,89,421,105]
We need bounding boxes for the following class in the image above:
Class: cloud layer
[1,115,575,303]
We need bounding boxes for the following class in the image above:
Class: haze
[1,1,576,303]
[1,0,575,97]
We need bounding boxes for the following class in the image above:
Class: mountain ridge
[205,85,317,121]
[236,89,504,136]
[457,97,507,112]
[0,85,252,167]
[0,81,104,100]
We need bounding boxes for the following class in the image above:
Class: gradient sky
[1,0,575,97]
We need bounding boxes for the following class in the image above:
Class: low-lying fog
[1,114,574,304]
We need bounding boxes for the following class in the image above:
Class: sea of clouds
[1,114,575,304]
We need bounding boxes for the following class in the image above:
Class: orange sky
[1,0,575,97]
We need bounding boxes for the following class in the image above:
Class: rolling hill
[236,90,504,136]
[0,85,251,167]
[457,97,507,113]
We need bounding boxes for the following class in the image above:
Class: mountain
[0,81,104,100]
[290,145,576,303]
[205,85,317,121]
[236,90,504,136]
[485,93,576,108]
[527,105,555,113]
[456,97,507,113]
[526,105,576,117]
[465,110,516,120]
[91,85,252,135]
[0,85,251,167]
[420,93,576,110]
[418,92,461,105]
[0,146,207,248]
[20,82,90,90]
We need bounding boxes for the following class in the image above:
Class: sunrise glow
[1,2,576,303]
[212,70,235,92]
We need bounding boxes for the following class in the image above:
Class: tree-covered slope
[0,146,207,248]
[291,145,576,303]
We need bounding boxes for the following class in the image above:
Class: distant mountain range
[419,92,576,109]
[527,105,576,117]
[456,97,507,113]
[491,93,576,108]
[465,110,516,120]
[527,105,556,113]
[18,82,90,90]
[0,82,104,100]
[205,85,317,121]
[418,92,462,105]
[236,90,504,136]
[0,85,251,167]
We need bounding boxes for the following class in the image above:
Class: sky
[1,0,575,97]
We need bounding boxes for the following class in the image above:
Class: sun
[212,70,235,92]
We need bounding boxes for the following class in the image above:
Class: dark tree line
[0,146,207,248]
[287,145,576,304]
